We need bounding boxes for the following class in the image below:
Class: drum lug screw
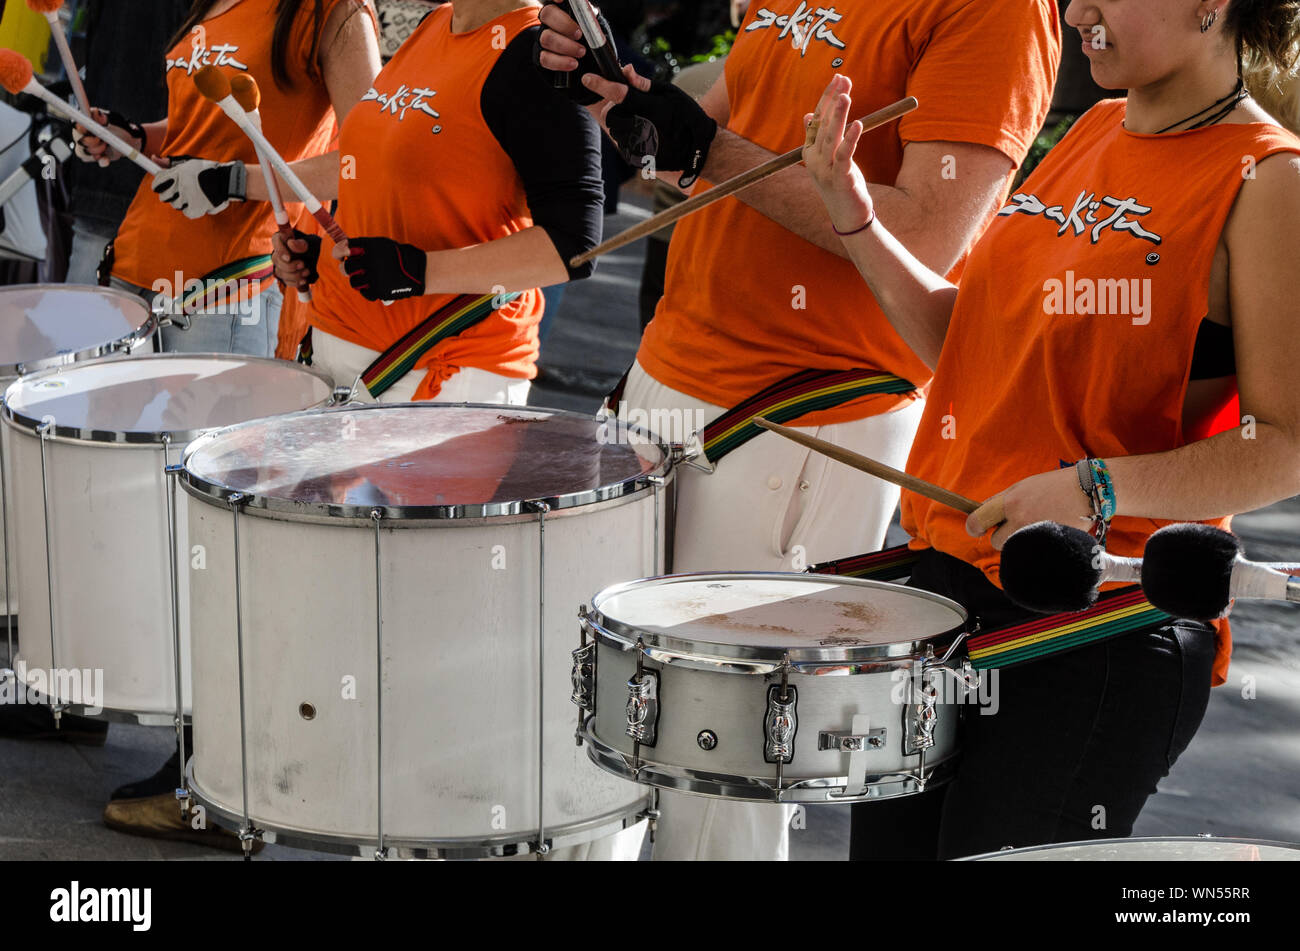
[697,729,718,751]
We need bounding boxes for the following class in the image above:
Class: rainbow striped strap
[699,367,915,464]
[174,254,275,313]
[808,544,920,582]
[966,586,1171,670]
[359,291,520,398]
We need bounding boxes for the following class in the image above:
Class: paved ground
[0,191,1296,860]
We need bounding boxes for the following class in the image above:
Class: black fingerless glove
[287,229,323,286]
[343,237,426,302]
[533,1,620,106]
[606,81,717,188]
[105,109,147,151]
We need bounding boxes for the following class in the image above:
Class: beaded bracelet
[1075,457,1117,546]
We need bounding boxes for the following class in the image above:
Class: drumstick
[0,48,163,174]
[752,416,979,515]
[192,65,347,243]
[569,96,918,268]
[230,75,310,303]
[26,0,92,120]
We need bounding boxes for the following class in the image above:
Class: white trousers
[622,361,925,860]
[309,328,532,405]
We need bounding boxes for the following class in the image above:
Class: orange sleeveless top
[902,99,1300,684]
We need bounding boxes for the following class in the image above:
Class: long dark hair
[171,0,326,91]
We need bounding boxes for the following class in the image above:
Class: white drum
[966,837,1300,861]
[179,404,669,858]
[4,354,334,721]
[578,573,970,803]
[0,285,155,620]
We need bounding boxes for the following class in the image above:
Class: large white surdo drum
[577,573,971,803]
[4,354,334,721]
[0,285,155,617]
[179,404,669,858]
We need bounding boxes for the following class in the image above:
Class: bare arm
[803,76,966,370]
[246,0,381,202]
[330,227,570,294]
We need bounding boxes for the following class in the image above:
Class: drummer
[272,0,605,407]
[534,0,1060,860]
[801,0,1300,857]
[73,0,381,357]
[67,0,381,853]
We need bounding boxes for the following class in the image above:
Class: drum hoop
[178,402,675,522]
[1,353,336,445]
[185,761,654,859]
[585,572,968,667]
[0,284,157,379]
[961,836,1300,861]
[582,723,959,804]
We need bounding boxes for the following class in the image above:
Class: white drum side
[8,434,190,718]
[187,493,662,845]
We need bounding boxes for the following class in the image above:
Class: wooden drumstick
[752,416,980,515]
[569,96,918,268]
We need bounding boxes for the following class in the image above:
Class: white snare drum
[0,285,155,619]
[179,403,669,858]
[4,354,334,721]
[966,837,1300,861]
[578,573,970,803]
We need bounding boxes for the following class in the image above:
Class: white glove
[151,157,247,219]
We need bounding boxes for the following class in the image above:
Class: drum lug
[624,669,659,747]
[817,727,886,753]
[762,684,797,765]
[570,642,597,712]
[903,665,940,756]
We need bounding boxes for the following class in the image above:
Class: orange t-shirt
[636,0,1061,425]
[112,0,370,297]
[902,100,1300,684]
[308,4,549,399]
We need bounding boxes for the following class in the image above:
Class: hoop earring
[1201,8,1219,33]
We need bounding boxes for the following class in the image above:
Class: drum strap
[810,545,1173,669]
[606,366,916,466]
[358,291,521,398]
[175,254,275,314]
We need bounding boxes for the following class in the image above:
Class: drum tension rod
[775,655,791,793]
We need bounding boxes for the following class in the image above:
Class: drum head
[2,354,334,444]
[588,573,967,663]
[179,403,670,520]
[966,837,1300,861]
[0,285,153,378]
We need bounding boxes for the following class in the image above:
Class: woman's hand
[334,237,428,302]
[966,467,1096,550]
[803,74,875,235]
[73,107,142,167]
[272,228,321,290]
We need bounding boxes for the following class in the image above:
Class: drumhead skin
[0,284,155,378]
[3,354,335,444]
[587,573,968,668]
[180,403,670,521]
[965,837,1300,861]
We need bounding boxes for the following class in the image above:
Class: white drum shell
[588,638,961,801]
[8,435,189,719]
[185,491,663,847]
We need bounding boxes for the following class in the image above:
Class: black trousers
[850,549,1217,860]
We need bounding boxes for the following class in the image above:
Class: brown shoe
[102,793,265,855]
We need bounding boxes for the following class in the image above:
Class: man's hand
[535,2,616,106]
[152,158,246,218]
[272,228,322,289]
[335,237,427,302]
[73,108,145,167]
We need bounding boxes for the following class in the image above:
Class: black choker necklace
[1152,78,1250,134]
